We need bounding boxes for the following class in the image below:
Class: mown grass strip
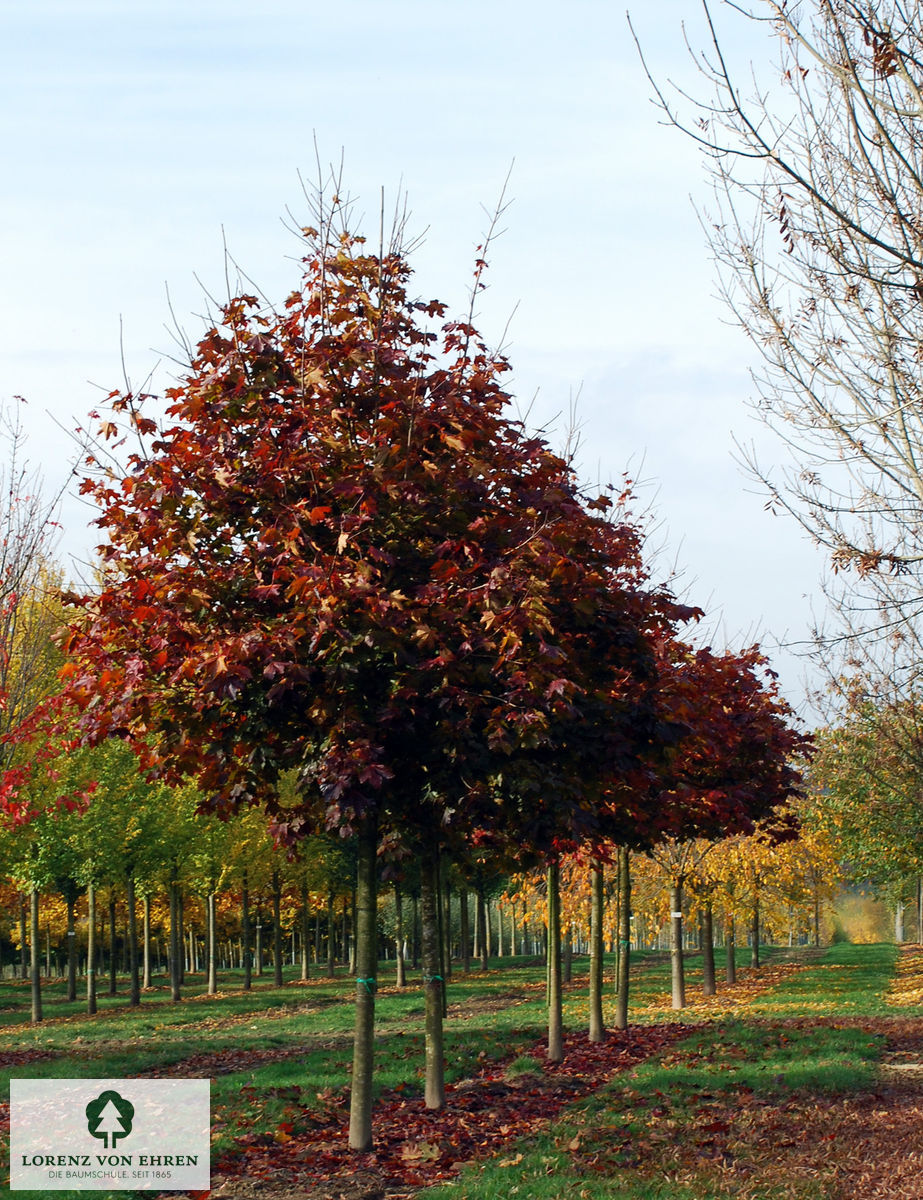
[421,943,898,1200]
[421,1018,887,1200]
[0,944,900,1200]
[744,942,899,1018]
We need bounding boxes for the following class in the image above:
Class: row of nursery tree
[3,755,841,1016]
[9,0,923,1152]
[0,188,815,1152]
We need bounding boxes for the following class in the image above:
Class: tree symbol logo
[85,1090,135,1149]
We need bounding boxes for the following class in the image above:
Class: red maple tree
[63,210,695,1146]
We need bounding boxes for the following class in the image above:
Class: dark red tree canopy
[645,642,811,844]
[63,229,694,859]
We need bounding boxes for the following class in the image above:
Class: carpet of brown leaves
[202,1024,694,1200]
[633,1016,923,1200]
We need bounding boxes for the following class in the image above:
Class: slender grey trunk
[87,882,97,1014]
[588,862,605,1042]
[108,895,117,996]
[459,889,470,973]
[615,847,631,1029]
[177,891,185,985]
[347,814,378,1151]
[395,884,406,988]
[436,857,447,1005]
[702,899,716,997]
[751,892,760,969]
[547,860,563,1063]
[169,871,182,1002]
[19,899,27,980]
[725,912,737,983]
[142,894,151,989]
[421,851,445,1109]
[207,891,217,995]
[300,880,311,981]
[242,872,252,990]
[476,887,488,970]
[326,890,336,977]
[127,874,140,1006]
[442,872,452,981]
[272,872,283,987]
[670,878,685,1010]
[66,894,77,1002]
[30,889,42,1024]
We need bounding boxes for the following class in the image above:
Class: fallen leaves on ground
[633,958,812,1019]
[886,945,923,1008]
[569,1016,923,1200]
[204,1025,692,1200]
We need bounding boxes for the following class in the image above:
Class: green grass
[0,943,903,1200]
[422,1018,886,1200]
[744,941,899,1017]
[423,943,899,1200]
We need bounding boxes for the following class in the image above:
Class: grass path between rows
[1,942,918,1199]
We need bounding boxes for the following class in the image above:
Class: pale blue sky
[0,0,826,713]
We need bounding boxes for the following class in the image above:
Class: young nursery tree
[62,190,692,1148]
[647,643,808,1009]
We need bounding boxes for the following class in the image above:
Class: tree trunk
[615,847,631,1029]
[436,859,447,1003]
[242,871,252,990]
[326,890,336,977]
[272,871,284,987]
[547,859,564,1063]
[142,894,151,989]
[394,884,406,988]
[177,891,185,984]
[613,851,622,993]
[588,861,605,1043]
[300,880,311,982]
[421,850,445,1109]
[813,881,821,948]
[702,899,716,997]
[169,871,182,1002]
[725,912,737,983]
[441,872,453,981]
[30,888,42,1024]
[87,882,97,1015]
[751,891,761,969]
[19,899,27,980]
[207,891,217,995]
[896,901,905,944]
[459,889,470,973]
[66,893,77,1002]
[476,887,488,971]
[127,874,140,1006]
[347,813,378,1152]
[670,878,685,1009]
[108,894,118,996]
